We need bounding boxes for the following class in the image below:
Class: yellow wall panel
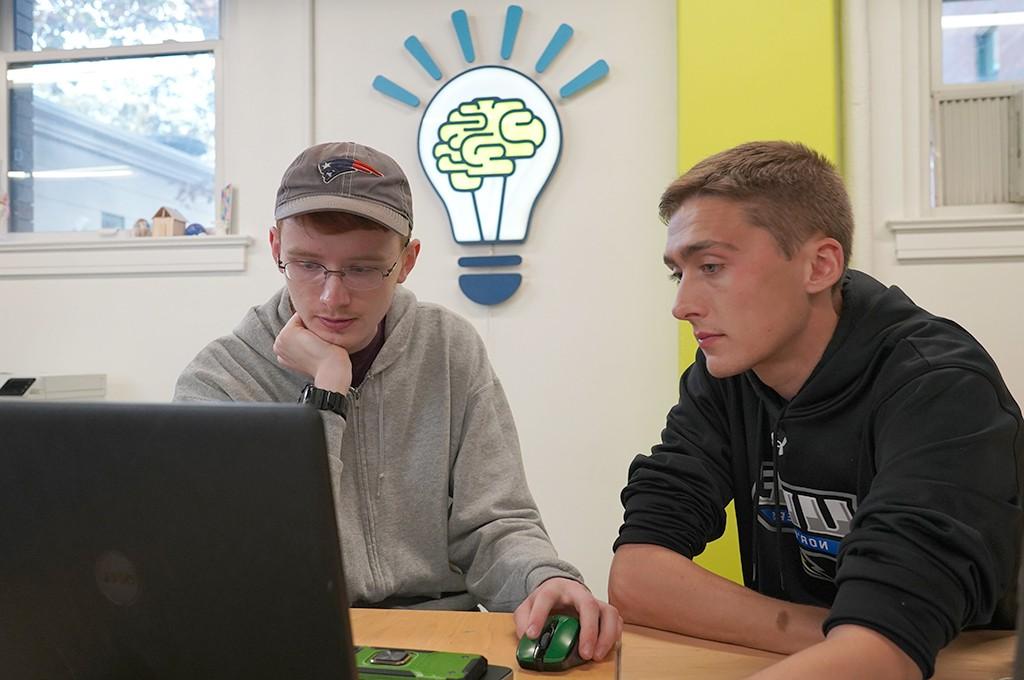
[675,0,842,584]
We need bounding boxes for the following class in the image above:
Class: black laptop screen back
[0,400,355,680]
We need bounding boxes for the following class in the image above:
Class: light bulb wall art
[373,5,609,305]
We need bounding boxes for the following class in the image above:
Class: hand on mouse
[513,577,622,662]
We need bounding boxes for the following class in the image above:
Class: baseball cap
[274,142,413,238]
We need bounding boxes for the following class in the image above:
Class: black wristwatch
[299,383,349,418]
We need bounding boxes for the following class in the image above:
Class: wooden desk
[352,609,1015,679]
[621,624,1015,679]
[351,609,617,678]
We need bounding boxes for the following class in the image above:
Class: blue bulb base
[459,273,522,305]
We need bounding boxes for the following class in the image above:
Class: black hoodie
[615,270,1023,678]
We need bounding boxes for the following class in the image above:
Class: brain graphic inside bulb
[419,66,560,249]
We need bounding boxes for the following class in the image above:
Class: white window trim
[889,214,1024,260]
[0,3,248,274]
[0,234,251,277]
[846,0,1024,265]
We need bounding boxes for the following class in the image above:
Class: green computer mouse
[515,614,586,672]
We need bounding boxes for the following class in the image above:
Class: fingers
[592,604,623,661]
[513,593,534,638]
[528,587,560,639]
[574,593,602,659]
[521,583,566,639]
[273,316,300,361]
[274,313,327,378]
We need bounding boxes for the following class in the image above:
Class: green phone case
[354,646,488,680]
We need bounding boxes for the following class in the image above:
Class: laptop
[0,400,357,680]
[1016,546,1024,679]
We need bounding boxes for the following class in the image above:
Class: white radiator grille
[933,88,1023,206]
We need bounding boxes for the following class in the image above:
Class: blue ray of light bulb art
[560,59,610,98]
[372,75,420,107]
[372,5,610,305]
[500,5,523,60]
[451,10,476,63]
[535,24,573,73]
[404,36,443,81]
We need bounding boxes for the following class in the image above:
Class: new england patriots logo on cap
[318,157,384,184]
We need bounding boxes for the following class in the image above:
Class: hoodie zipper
[349,381,386,595]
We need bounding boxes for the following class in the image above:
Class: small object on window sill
[185,223,207,236]
[132,218,152,237]
[219,184,234,235]
[152,206,186,237]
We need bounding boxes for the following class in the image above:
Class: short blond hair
[659,141,852,266]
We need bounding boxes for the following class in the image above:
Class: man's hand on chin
[273,313,353,393]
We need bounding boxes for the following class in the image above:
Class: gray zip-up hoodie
[174,286,581,611]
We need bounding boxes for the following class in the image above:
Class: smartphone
[354,646,488,680]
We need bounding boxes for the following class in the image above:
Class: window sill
[886,215,1024,261]
[0,235,253,277]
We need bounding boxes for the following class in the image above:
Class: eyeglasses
[277,253,404,291]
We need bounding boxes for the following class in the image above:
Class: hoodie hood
[763,270,945,415]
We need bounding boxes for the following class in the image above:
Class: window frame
[928,0,1024,214]
[846,0,1024,265]
[0,0,249,276]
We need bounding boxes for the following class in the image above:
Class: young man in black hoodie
[609,141,1023,679]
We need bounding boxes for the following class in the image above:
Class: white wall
[0,0,679,599]
[313,0,678,599]
[846,0,1024,404]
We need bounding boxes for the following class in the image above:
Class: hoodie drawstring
[376,375,385,499]
[772,428,786,593]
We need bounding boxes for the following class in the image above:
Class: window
[940,0,1024,84]
[931,0,1024,208]
[1,0,220,233]
[849,0,1024,264]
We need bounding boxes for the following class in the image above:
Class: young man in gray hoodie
[175,142,620,661]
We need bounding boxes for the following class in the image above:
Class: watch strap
[299,383,348,418]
